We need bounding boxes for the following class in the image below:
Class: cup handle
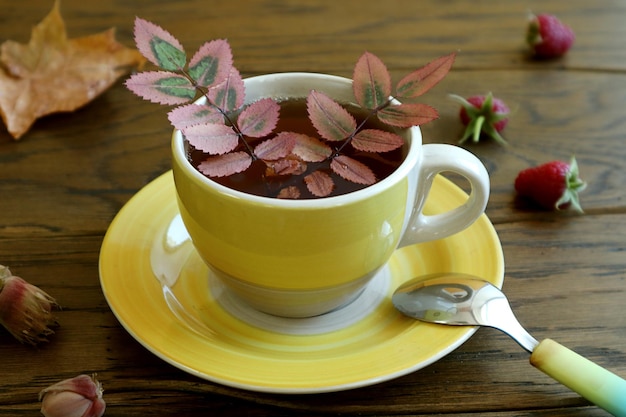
[398,144,490,248]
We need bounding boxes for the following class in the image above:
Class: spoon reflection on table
[392,273,626,416]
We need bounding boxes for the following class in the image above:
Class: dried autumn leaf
[352,52,392,110]
[330,155,376,185]
[198,151,252,177]
[238,98,280,138]
[0,1,145,139]
[304,170,335,197]
[307,91,356,141]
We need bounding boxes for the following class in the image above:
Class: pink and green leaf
[304,170,335,197]
[352,129,404,152]
[188,39,233,88]
[352,52,392,110]
[168,103,223,129]
[253,132,296,160]
[208,67,245,112]
[133,17,186,71]
[237,98,280,138]
[183,123,239,154]
[395,52,456,99]
[292,134,332,162]
[198,151,252,178]
[377,103,439,127]
[330,155,376,185]
[307,91,356,141]
[125,71,195,105]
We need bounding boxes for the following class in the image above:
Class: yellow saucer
[99,171,504,393]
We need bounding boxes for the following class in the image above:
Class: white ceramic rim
[171,72,422,208]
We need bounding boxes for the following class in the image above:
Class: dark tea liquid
[188,98,406,198]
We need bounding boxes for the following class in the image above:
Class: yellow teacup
[172,73,490,317]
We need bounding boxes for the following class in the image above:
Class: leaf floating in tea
[266,158,307,177]
[307,91,356,141]
[254,132,297,160]
[377,103,439,128]
[277,186,301,199]
[304,170,335,197]
[352,52,392,110]
[292,134,332,162]
[352,129,404,153]
[198,151,253,177]
[188,39,233,88]
[395,52,456,99]
[331,155,376,185]
[238,98,280,138]
[0,1,145,139]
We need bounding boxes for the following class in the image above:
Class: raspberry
[527,13,575,58]
[514,157,586,212]
[451,93,510,145]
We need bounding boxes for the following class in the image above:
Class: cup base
[208,264,385,318]
[209,265,391,335]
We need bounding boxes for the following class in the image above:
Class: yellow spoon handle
[531,338,626,416]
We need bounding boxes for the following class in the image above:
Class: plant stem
[179,68,257,160]
[333,98,393,156]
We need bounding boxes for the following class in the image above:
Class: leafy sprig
[126,17,455,198]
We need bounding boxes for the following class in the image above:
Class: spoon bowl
[392,273,626,416]
[392,273,538,351]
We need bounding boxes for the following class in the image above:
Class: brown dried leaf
[0,1,145,139]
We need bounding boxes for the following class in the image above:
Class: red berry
[514,157,586,212]
[451,93,510,145]
[527,13,575,58]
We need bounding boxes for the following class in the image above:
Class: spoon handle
[530,338,626,416]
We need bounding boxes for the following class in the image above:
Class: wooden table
[2,0,625,415]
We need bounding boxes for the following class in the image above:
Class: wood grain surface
[1,1,625,416]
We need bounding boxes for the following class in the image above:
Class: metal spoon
[392,273,626,416]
